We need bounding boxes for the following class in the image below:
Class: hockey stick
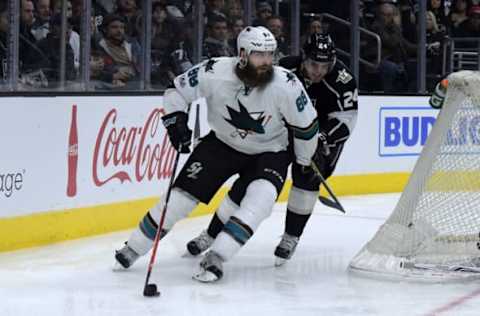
[193,103,201,147]
[143,106,199,297]
[143,146,181,297]
[317,172,345,213]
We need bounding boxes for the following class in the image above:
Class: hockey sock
[285,208,312,238]
[207,213,225,238]
[211,179,277,261]
[211,216,253,260]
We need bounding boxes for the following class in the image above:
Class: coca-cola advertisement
[92,108,176,187]
[0,96,211,218]
[66,103,178,198]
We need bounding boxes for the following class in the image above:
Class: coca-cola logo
[92,108,176,186]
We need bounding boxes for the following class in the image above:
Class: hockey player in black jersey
[186,33,358,266]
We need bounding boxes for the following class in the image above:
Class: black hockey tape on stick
[317,172,345,213]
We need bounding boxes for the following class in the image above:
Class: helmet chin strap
[238,56,248,69]
[238,49,248,69]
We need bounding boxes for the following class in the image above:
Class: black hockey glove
[318,131,331,156]
[162,111,192,153]
[310,149,327,179]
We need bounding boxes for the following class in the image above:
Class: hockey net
[349,71,480,281]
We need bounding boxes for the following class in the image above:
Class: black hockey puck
[143,283,160,297]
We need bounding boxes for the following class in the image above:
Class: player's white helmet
[237,26,277,56]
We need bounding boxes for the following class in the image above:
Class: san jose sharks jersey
[164,57,319,166]
[279,56,358,147]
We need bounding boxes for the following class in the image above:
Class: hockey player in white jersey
[114,26,319,282]
[186,33,358,266]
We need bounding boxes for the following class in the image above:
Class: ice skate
[193,251,224,282]
[274,233,299,267]
[113,243,140,270]
[186,230,214,256]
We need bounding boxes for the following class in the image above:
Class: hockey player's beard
[235,62,274,88]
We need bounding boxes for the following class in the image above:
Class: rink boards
[0,95,435,251]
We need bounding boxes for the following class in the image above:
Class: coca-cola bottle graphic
[67,105,78,197]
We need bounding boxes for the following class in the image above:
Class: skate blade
[192,268,220,283]
[112,261,128,272]
[181,251,197,258]
[274,257,288,267]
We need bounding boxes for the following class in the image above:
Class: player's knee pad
[287,186,317,215]
[216,194,240,223]
[234,179,277,231]
[149,188,198,230]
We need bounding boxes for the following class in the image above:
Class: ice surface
[1,193,480,316]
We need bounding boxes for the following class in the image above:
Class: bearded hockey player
[114,26,320,282]
[186,33,358,266]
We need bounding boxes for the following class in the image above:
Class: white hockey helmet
[237,26,277,56]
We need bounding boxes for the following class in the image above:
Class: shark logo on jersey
[284,71,296,84]
[336,69,352,84]
[204,59,218,73]
[224,100,271,138]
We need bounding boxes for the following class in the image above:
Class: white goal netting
[349,71,480,281]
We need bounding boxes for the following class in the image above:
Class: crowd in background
[0,0,479,92]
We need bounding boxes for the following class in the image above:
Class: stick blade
[143,284,160,297]
[318,195,345,213]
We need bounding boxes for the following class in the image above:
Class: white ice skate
[192,251,224,282]
[113,243,140,271]
[185,230,215,257]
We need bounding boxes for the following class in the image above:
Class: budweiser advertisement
[0,96,208,218]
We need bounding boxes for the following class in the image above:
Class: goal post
[349,71,480,281]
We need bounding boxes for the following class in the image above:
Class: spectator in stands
[253,1,273,26]
[370,2,417,92]
[31,0,51,41]
[70,0,108,36]
[266,15,289,63]
[35,14,76,87]
[20,0,41,73]
[426,10,447,81]
[206,0,226,18]
[96,0,115,13]
[398,0,418,42]
[301,16,323,47]
[428,0,449,31]
[90,43,105,83]
[150,2,175,88]
[449,0,472,30]
[115,0,141,39]
[151,2,172,53]
[228,15,244,53]
[166,19,193,76]
[203,13,234,59]
[226,0,243,21]
[451,4,480,45]
[98,14,141,89]
[51,0,73,18]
